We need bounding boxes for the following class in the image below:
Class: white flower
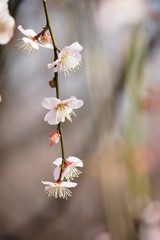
[53,156,83,181]
[42,96,84,125]
[17,25,53,55]
[41,181,77,199]
[48,42,83,75]
[0,1,15,45]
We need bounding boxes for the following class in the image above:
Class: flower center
[56,102,67,109]
[61,53,77,68]
[54,103,72,123]
[61,53,70,62]
[55,103,68,115]
[65,161,72,167]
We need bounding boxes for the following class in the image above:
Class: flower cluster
[42,156,83,199]
[17,1,84,200]
[42,96,84,200]
[41,39,83,199]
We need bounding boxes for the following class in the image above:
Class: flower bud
[50,130,60,146]
[49,79,56,88]
[41,32,51,44]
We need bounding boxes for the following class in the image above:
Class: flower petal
[42,97,61,110]
[59,42,83,57]
[18,25,37,38]
[41,180,77,188]
[47,62,56,69]
[22,37,39,49]
[63,96,84,109]
[44,110,57,125]
[60,181,77,188]
[67,156,83,167]
[53,166,61,181]
[40,43,53,49]
[53,158,62,166]
[41,181,55,187]
[69,42,83,53]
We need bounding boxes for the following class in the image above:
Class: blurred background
[1,0,160,239]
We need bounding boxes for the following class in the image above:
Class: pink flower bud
[49,130,60,146]
[41,32,51,44]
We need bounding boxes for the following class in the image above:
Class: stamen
[16,39,39,57]
[65,167,82,181]
[45,186,73,200]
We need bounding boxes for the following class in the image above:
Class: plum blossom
[0,0,15,45]
[42,96,84,125]
[53,156,83,181]
[49,130,60,146]
[48,42,83,75]
[17,25,53,55]
[41,180,77,199]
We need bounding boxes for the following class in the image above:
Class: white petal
[39,42,53,49]
[53,158,62,166]
[48,62,55,69]
[64,96,84,109]
[41,180,77,188]
[58,42,83,59]
[62,167,71,179]
[44,110,57,125]
[22,37,39,49]
[67,156,83,167]
[69,42,83,52]
[73,52,82,61]
[53,166,61,181]
[41,181,55,187]
[42,97,61,109]
[70,99,84,109]
[59,42,83,56]
[17,25,37,38]
[60,181,77,188]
